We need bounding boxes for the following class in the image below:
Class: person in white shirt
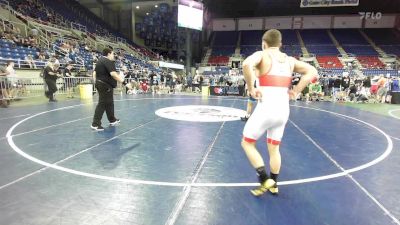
[5,61,17,99]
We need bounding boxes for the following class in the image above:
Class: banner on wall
[212,19,235,31]
[300,0,359,7]
[159,61,184,70]
[210,86,241,96]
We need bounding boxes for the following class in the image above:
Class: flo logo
[359,12,382,20]
[155,105,246,122]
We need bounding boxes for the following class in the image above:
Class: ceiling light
[136,6,140,9]
[155,5,158,8]
[146,13,149,15]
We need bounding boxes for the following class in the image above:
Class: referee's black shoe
[109,119,120,126]
[91,124,105,131]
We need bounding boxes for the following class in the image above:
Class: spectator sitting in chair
[25,54,37,69]
[357,86,370,103]
[377,74,390,103]
[27,35,37,48]
[301,84,310,102]
[348,82,358,102]
[309,81,324,101]
[12,34,23,46]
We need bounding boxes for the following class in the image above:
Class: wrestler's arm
[242,51,263,96]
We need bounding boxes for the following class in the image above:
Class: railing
[53,44,68,57]
[0,17,28,37]
[28,19,69,35]
[0,0,70,38]
[117,37,127,45]
[4,15,51,48]
[1,76,46,99]
[339,53,356,61]
[380,54,398,63]
[0,0,9,7]
[0,0,14,16]
[0,76,154,100]
[0,76,94,99]
[0,57,84,70]
[71,22,87,33]
[39,34,50,48]
[74,55,85,67]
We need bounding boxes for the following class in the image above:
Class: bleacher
[0,39,38,60]
[362,69,398,77]
[0,39,47,67]
[379,45,400,57]
[343,45,379,56]
[204,28,398,73]
[300,29,333,45]
[213,31,238,47]
[306,45,339,56]
[202,66,230,76]
[364,29,400,57]
[364,29,400,46]
[208,56,230,65]
[331,29,369,45]
[317,56,343,69]
[300,29,339,56]
[241,30,263,46]
[281,30,300,45]
[9,0,156,58]
[9,0,49,21]
[331,29,381,59]
[318,68,356,76]
[240,46,262,57]
[240,30,262,56]
[357,56,385,69]
[280,30,302,56]
[208,31,238,65]
[239,30,301,57]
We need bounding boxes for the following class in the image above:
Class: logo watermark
[359,12,382,20]
[155,105,246,122]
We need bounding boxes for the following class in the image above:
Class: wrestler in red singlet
[241,29,318,196]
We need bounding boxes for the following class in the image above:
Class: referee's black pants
[45,79,57,100]
[92,81,116,126]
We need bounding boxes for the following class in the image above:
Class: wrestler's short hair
[262,29,282,47]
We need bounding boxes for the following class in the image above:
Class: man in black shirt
[91,48,124,131]
[160,73,165,89]
[341,74,351,101]
[363,76,371,88]
[333,76,342,101]
[341,75,350,90]
[166,73,172,92]
[149,71,159,93]
[348,82,358,102]
[43,62,61,102]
